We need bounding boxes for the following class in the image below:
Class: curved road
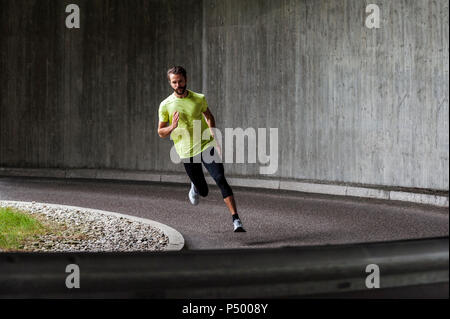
[0,176,448,250]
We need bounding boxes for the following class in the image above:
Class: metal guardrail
[0,237,448,298]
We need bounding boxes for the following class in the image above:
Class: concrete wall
[0,0,203,171]
[1,0,448,191]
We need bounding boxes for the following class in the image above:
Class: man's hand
[158,111,180,138]
[171,111,179,130]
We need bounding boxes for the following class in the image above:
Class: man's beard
[175,86,187,95]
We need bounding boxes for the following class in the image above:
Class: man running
[157,66,245,232]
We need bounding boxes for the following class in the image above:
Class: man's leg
[183,161,209,198]
[202,147,245,232]
[223,195,238,215]
[201,148,233,205]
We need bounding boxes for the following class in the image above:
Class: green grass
[0,206,48,251]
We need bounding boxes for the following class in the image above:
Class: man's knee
[215,174,233,198]
[215,174,231,192]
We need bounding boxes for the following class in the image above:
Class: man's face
[169,73,187,95]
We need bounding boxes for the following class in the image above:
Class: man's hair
[167,66,187,80]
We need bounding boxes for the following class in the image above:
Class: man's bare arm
[202,108,216,137]
[203,107,222,156]
[158,112,179,138]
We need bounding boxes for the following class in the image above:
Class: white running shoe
[233,219,246,232]
[189,182,199,205]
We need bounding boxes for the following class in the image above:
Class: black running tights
[182,147,233,199]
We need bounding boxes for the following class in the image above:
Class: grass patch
[0,206,93,252]
[0,206,48,251]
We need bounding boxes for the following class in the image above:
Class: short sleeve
[201,96,208,113]
[158,102,169,122]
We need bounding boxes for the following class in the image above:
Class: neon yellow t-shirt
[158,90,216,159]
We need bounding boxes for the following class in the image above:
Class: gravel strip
[0,201,169,252]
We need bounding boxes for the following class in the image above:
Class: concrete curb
[0,200,185,251]
[0,167,448,208]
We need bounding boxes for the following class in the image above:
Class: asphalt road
[0,176,448,250]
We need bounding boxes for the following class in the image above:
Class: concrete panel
[227,177,280,190]
[390,191,450,207]
[279,180,347,196]
[346,186,390,200]
[203,0,449,191]
[65,169,97,179]
[96,170,160,182]
[0,0,202,173]
[0,168,66,178]
[160,173,190,184]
